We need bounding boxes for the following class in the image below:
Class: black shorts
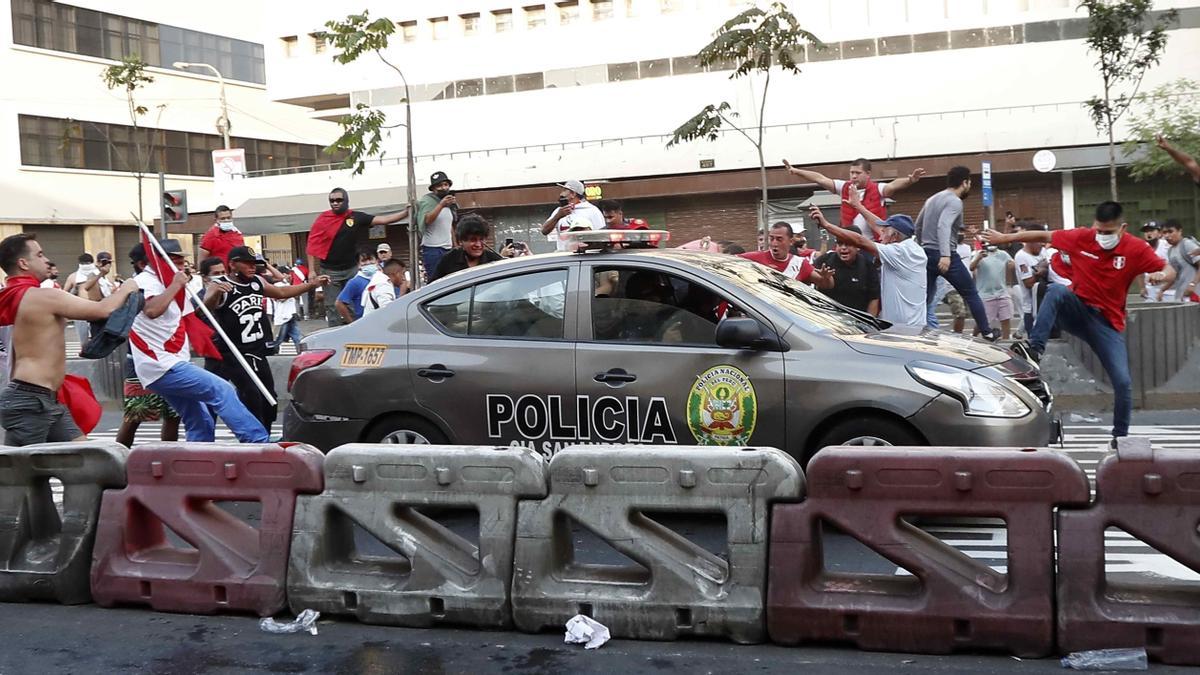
[0,380,83,446]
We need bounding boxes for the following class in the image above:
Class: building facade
[234,0,1200,257]
[1,0,341,277]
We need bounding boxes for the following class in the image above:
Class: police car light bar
[565,229,670,250]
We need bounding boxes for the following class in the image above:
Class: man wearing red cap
[0,233,138,445]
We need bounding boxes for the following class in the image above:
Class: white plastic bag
[259,609,320,636]
[564,614,610,650]
[1061,647,1147,671]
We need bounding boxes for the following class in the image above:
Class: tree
[1123,79,1200,181]
[668,2,823,246]
[1079,0,1176,200]
[323,11,420,286]
[101,55,155,221]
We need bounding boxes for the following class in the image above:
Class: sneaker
[1011,340,1041,366]
[982,328,1001,342]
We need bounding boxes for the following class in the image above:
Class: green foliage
[668,2,821,150]
[322,10,403,174]
[324,11,395,64]
[329,103,389,175]
[667,103,735,147]
[101,55,153,116]
[1080,0,1176,132]
[696,2,822,79]
[1124,79,1200,180]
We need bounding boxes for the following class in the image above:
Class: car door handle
[594,369,637,384]
[417,365,456,380]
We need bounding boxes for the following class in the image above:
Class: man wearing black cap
[306,187,408,327]
[416,171,457,282]
[1140,221,1171,301]
[205,245,327,429]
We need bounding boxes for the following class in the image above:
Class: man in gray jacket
[914,166,997,340]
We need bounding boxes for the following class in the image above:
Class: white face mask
[1096,232,1121,250]
[218,220,235,232]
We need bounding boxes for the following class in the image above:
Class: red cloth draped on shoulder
[306,210,352,261]
[0,274,100,434]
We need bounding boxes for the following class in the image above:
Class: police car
[284,230,1057,461]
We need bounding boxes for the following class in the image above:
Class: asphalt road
[4,409,1198,674]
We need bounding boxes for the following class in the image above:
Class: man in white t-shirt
[1139,221,1172,301]
[540,179,605,251]
[362,258,410,317]
[128,239,268,443]
[812,204,927,327]
[1013,240,1049,336]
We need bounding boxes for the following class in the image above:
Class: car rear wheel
[363,414,449,445]
[811,415,923,458]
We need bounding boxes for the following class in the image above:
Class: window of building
[461,13,479,36]
[514,71,545,91]
[493,9,513,33]
[591,0,614,20]
[430,16,449,40]
[525,5,546,29]
[455,79,484,98]
[400,20,418,42]
[558,1,579,25]
[11,0,264,83]
[659,0,685,13]
[625,0,637,17]
[310,32,326,54]
[281,35,298,57]
[485,75,515,94]
[18,115,344,176]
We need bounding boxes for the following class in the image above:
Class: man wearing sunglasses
[306,188,409,326]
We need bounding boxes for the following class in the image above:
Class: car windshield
[672,252,884,335]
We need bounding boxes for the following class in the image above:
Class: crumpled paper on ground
[564,614,610,649]
[259,609,320,636]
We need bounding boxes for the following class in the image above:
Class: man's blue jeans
[271,317,302,351]
[924,249,992,334]
[420,246,449,283]
[1030,283,1132,438]
[147,362,269,442]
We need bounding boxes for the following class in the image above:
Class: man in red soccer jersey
[740,222,833,289]
[782,158,926,239]
[984,201,1175,443]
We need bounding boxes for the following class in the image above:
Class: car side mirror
[715,317,786,351]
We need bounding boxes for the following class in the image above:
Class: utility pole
[157,171,167,238]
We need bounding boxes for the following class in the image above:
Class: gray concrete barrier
[0,442,128,604]
[287,444,548,629]
[511,445,804,644]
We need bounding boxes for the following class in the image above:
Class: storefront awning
[233,187,410,235]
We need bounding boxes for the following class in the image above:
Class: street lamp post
[172,61,230,149]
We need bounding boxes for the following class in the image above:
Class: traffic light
[163,190,188,224]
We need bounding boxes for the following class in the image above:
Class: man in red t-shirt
[782,158,926,240]
[198,205,244,264]
[740,222,833,289]
[984,201,1174,441]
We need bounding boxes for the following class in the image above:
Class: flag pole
[132,214,277,407]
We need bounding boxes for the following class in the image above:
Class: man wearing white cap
[541,179,605,251]
[376,242,392,262]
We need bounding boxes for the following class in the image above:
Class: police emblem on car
[687,365,757,445]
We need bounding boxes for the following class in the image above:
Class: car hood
[839,326,1013,369]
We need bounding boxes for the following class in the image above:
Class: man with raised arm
[983,201,1175,444]
[0,233,139,445]
[782,157,926,239]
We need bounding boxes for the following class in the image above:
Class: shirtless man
[0,233,138,445]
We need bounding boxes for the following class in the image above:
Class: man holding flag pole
[128,219,271,443]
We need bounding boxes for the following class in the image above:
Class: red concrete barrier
[1058,437,1200,665]
[767,446,1090,657]
[90,443,323,616]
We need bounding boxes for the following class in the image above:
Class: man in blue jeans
[984,201,1175,442]
[914,166,998,340]
[128,240,268,443]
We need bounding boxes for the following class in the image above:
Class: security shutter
[25,224,85,275]
[113,225,142,279]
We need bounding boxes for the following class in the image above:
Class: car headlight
[908,362,1030,418]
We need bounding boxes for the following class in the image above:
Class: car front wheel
[810,415,923,459]
[363,414,449,445]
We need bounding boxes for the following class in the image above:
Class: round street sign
[1033,149,1057,173]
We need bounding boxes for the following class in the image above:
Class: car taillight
[287,349,335,391]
